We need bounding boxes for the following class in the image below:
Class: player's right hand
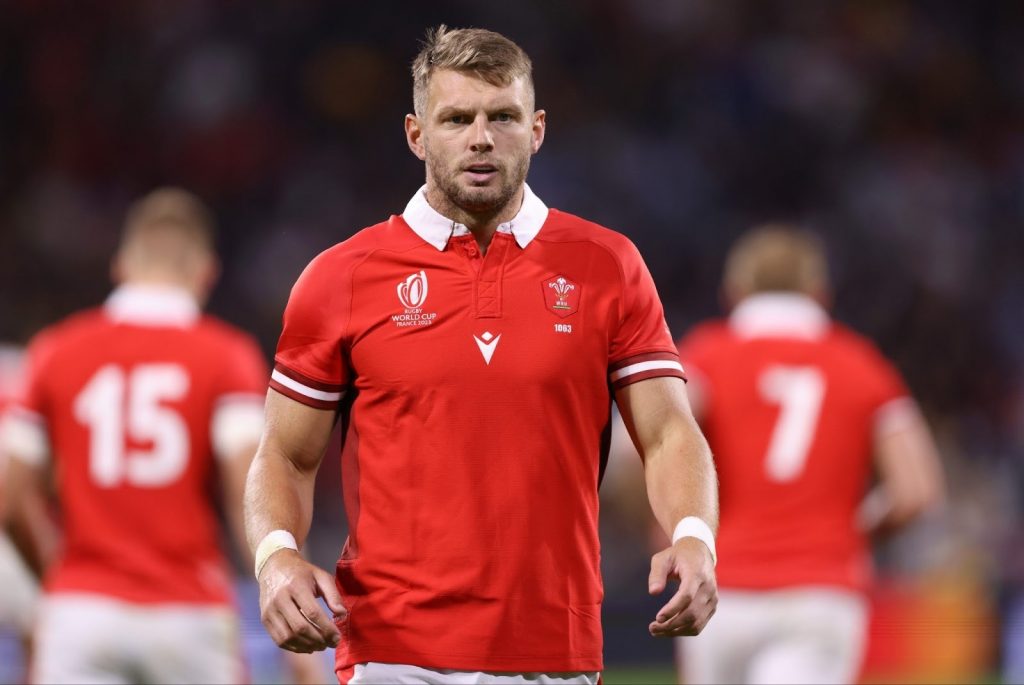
[257,549,347,653]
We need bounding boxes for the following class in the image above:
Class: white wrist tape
[672,516,717,566]
[254,530,299,580]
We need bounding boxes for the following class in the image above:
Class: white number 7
[758,365,826,482]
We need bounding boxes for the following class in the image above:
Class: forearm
[6,500,59,578]
[643,417,719,539]
[244,445,319,553]
[220,441,259,569]
[3,463,59,578]
[869,409,945,533]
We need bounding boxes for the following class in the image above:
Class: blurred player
[0,344,40,681]
[673,225,945,684]
[0,188,328,684]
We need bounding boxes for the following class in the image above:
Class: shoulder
[678,320,731,349]
[676,319,732,363]
[20,308,105,384]
[195,315,263,352]
[539,209,651,281]
[827,324,889,361]
[825,323,904,378]
[294,217,418,290]
[27,308,105,355]
[541,209,639,252]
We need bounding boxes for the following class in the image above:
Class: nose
[469,114,494,153]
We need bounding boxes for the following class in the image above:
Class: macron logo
[473,331,501,365]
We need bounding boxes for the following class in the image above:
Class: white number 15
[73,363,190,488]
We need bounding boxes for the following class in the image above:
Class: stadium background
[0,1,1021,682]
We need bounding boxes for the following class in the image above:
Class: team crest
[542,275,580,318]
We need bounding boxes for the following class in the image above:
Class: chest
[346,237,619,391]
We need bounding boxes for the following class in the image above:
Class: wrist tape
[254,529,298,580]
[672,516,717,566]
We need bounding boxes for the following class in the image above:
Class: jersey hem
[45,586,234,607]
[337,648,603,674]
[717,575,868,593]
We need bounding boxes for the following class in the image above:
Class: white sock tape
[254,529,299,580]
[672,516,717,566]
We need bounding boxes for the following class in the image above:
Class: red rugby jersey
[677,293,912,591]
[271,184,684,673]
[11,285,267,604]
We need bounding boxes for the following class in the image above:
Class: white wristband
[672,517,717,566]
[254,530,299,580]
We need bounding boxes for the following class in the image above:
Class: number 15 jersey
[8,285,268,605]
[677,293,912,591]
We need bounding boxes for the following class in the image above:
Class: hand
[258,549,347,653]
[647,537,717,637]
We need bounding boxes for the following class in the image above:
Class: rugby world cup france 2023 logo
[393,270,437,328]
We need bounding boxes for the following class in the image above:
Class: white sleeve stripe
[6,406,45,425]
[609,360,685,382]
[211,403,265,461]
[873,396,918,438]
[270,369,344,402]
[215,392,264,407]
[0,414,50,467]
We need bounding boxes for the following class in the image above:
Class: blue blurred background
[0,1,1021,682]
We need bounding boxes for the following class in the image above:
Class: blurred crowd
[0,0,1022,680]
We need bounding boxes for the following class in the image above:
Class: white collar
[104,284,200,328]
[401,183,549,251]
[729,293,830,340]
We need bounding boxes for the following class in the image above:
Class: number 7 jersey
[677,293,912,591]
[7,286,268,605]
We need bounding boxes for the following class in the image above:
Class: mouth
[463,163,499,184]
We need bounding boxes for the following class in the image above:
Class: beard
[427,146,531,218]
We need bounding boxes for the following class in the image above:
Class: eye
[445,114,468,125]
[493,112,514,123]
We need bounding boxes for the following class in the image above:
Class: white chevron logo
[473,331,501,365]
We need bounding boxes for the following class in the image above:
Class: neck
[424,184,524,252]
[117,273,204,305]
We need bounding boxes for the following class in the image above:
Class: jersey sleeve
[269,251,352,410]
[0,332,54,467]
[607,239,686,390]
[861,347,916,439]
[211,332,270,460]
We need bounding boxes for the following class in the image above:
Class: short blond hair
[723,224,829,302]
[118,187,216,277]
[122,187,215,250]
[411,25,534,117]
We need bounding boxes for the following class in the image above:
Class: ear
[202,253,221,293]
[531,109,546,154]
[405,114,426,161]
[189,252,221,307]
[110,250,125,286]
[719,285,738,314]
[811,284,833,311]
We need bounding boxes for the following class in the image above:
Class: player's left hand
[647,537,717,637]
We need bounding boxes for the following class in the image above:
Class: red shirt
[12,285,268,605]
[677,294,911,591]
[271,185,684,673]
